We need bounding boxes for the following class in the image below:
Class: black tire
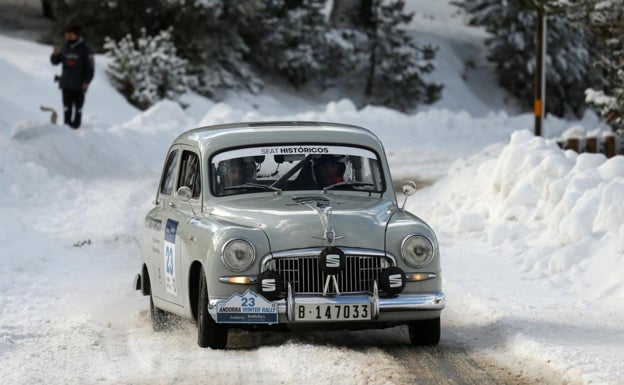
[408,317,440,346]
[144,270,168,331]
[145,269,169,331]
[197,268,228,349]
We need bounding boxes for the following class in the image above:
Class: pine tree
[186,1,266,96]
[566,0,624,136]
[364,0,442,111]
[104,28,190,110]
[249,0,328,88]
[457,0,603,118]
[48,0,168,50]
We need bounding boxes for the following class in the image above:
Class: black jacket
[50,37,94,91]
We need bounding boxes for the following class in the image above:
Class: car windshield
[210,145,385,196]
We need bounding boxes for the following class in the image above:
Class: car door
[165,148,203,306]
[148,146,186,306]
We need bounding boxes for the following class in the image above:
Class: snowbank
[416,130,624,305]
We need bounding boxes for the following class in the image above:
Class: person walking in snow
[50,24,94,129]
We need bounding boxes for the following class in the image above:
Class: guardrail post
[566,138,579,152]
[586,137,598,153]
[605,135,616,158]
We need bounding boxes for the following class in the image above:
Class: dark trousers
[62,89,85,128]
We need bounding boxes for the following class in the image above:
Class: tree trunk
[329,0,378,95]
[364,0,378,95]
[41,0,54,19]
[365,34,377,95]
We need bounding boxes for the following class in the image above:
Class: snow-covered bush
[104,28,191,110]
[586,82,624,137]
[569,0,624,137]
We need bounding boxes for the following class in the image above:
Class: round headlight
[222,239,255,271]
[401,235,434,268]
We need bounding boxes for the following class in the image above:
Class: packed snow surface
[1,2,623,384]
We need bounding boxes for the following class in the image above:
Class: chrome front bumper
[208,282,445,322]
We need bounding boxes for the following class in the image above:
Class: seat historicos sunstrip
[135,121,445,349]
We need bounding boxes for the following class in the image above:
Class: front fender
[385,209,441,293]
[202,222,271,300]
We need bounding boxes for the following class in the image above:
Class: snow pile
[418,130,624,302]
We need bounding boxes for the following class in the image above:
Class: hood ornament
[305,200,344,245]
[318,202,334,245]
[325,228,336,244]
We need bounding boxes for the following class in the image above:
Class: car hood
[207,193,397,252]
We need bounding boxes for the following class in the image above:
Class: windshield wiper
[224,183,282,193]
[322,181,374,193]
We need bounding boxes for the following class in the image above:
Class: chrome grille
[267,253,391,294]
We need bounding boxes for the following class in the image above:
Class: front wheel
[197,268,228,349]
[408,317,440,346]
[145,271,168,331]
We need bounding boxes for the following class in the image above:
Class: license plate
[295,303,371,321]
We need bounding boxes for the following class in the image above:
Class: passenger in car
[313,155,347,188]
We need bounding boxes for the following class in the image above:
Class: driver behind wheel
[217,157,257,190]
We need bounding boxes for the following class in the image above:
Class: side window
[177,150,201,199]
[160,150,179,195]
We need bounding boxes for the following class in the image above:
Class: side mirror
[176,186,193,202]
[401,180,418,209]
[402,180,417,196]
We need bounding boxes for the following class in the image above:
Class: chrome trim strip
[378,292,445,311]
[260,248,397,270]
[323,274,341,296]
[287,283,294,321]
[371,280,380,320]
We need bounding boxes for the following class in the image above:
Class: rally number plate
[295,303,371,321]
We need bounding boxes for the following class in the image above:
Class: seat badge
[319,246,346,296]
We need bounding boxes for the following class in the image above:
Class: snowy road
[2,237,547,385]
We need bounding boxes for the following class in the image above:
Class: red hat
[65,24,81,35]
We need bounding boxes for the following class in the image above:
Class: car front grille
[263,249,393,295]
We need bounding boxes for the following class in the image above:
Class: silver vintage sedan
[135,121,445,349]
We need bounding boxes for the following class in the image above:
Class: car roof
[172,121,386,155]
